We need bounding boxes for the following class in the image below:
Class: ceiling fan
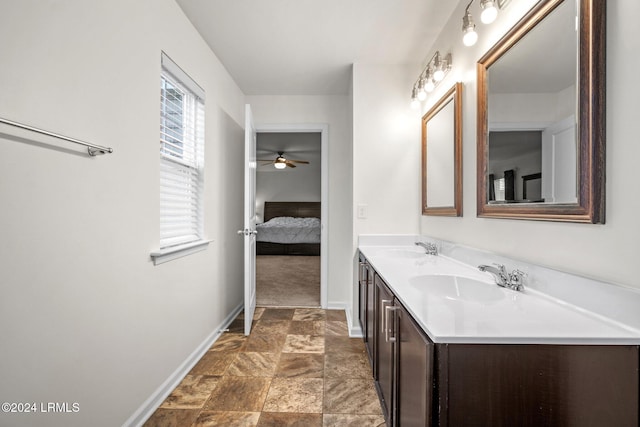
[258,151,309,169]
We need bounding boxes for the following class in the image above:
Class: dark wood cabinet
[438,344,639,427]
[358,255,367,339]
[375,275,396,423]
[359,251,640,427]
[397,303,434,427]
[374,273,434,427]
[358,255,377,367]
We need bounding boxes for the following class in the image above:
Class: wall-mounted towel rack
[0,117,113,156]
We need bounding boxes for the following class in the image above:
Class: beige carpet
[256,255,320,307]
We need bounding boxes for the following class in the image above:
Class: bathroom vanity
[358,237,640,427]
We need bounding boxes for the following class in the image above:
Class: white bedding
[256,216,321,244]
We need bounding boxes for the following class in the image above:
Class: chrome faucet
[415,241,438,255]
[478,263,526,291]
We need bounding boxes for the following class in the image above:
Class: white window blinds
[160,54,205,249]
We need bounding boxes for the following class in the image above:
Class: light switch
[357,204,368,219]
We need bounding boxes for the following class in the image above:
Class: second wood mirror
[422,82,463,216]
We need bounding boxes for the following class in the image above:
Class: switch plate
[357,204,368,219]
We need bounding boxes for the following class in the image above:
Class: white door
[239,104,257,335]
[541,115,577,203]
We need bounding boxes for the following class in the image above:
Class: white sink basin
[409,275,505,302]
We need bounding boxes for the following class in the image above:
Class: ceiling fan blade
[285,161,297,168]
[259,161,275,166]
[257,159,275,162]
[288,159,309,164]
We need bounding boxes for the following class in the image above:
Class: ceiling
[175,0,459,96]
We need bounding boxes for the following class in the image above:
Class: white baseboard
[123,303,243,427]
[328,301,362,338]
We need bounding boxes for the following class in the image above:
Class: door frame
[255,123,329,308]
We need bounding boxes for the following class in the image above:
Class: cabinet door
[375,275,395,424]
[365,263,376,369]
[358,255,367,335]
[442,344,639,426]
[397,304,434,427]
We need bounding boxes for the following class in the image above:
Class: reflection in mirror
[422,82,462,216]
[477,0,605,223]
[488,131,543,203]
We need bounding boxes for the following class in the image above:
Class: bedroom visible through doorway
[255,132,322,307]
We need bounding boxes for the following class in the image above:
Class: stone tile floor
[143,308,385,427]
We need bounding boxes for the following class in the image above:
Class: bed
[256,202,321,255]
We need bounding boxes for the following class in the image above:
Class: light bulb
[463,27,478,46]
[274,162,286,169]
[433,68,444,82]
[417,77,427,100]
[410,86,420,109]
[425,79,435,93]
[462,10,478,47]
[480,0,498,24]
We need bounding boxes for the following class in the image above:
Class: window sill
[150,240,212,265]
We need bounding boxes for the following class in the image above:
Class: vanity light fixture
[462,4,478,46]
[409,51,452,108]
[462,0,510,46]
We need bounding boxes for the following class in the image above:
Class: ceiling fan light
[274,162,286,169]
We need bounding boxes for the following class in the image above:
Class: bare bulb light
[425,79,435,93]
[410,86,420,109]
[480,0,498,24]
[462,9,478,47]
[463,27,478,46]
[417,76,427,100]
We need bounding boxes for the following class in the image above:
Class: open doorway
[255,130,324,308]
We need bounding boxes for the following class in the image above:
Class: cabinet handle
[359,262,366,281]
[385,304,399,343]
[381,298,392,317]
[380,298,392,336]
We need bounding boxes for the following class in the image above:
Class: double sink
[360,243,640,344]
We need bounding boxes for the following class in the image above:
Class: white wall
[246,95,353,310]
[0,1,245,426]
[351,63,423,328]
[412,0,640,289]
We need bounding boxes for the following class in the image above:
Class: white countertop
[359,242,640,345]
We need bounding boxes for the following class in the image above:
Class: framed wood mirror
[422,82,463,216]
[477,0,605,223]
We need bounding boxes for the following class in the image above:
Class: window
[158,53,206,252]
